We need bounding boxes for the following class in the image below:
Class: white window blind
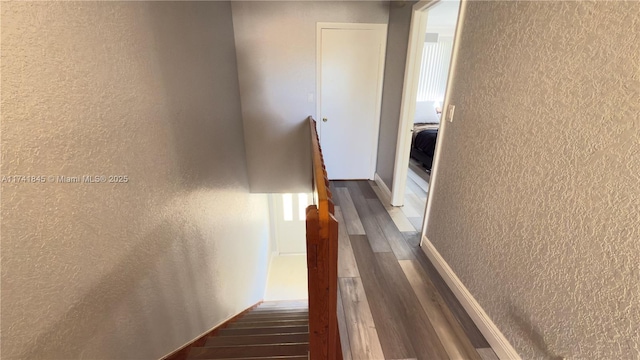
[416,36,454,102]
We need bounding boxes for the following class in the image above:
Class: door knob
[322,117,328,122]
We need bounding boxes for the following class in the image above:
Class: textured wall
[231,1,389,192]
[1,2,271,359]
[376,1,416,190]
[426,1,640,359]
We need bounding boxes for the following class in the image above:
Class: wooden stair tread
[187,343,309,359]
[205,333,309,347]
[248,312,308,317]
[250,309,308,315]
[258,301,308,307]
[253,305,307,309]
[228,320,308,328]
[183,303,311,360]
[200,357,308,360]
[239,315,308,322]
[244,310,308,315]
[254,308,308,312]
[243,311,308,316]
[217,325,309,336]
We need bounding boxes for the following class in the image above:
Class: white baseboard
[420,236,521,360]
[374,173,392,204]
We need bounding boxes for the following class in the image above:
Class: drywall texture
[231,1,389,192]
[376,1,416,190]
[425,1,640,359]
[1,2,271,359]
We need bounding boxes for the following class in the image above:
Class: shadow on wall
[148,2,251,191]
[12,3,255,359]
[17,221,212,359]
[507,303,565,360]
[233,45,312,193]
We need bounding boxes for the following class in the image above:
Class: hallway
[331,181,497,360]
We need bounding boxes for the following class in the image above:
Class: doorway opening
[390,0,464,236]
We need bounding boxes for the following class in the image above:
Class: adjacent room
[400,0,461,232]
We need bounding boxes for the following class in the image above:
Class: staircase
[186,301,310,360]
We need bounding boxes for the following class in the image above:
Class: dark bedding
[410,124,439,171]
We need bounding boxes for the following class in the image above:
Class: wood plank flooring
[365,167,429,233]
[333,180,495,360]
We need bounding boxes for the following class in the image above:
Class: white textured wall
[426,1,640,359]
[231,1,389,192]
[1,2,271,359]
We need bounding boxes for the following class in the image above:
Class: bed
[410,123,439,171]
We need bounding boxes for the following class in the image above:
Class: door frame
[316,22,388,180]
[389,0,465,211]
[390,0,440,205]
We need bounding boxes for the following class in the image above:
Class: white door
[317,23,387,180]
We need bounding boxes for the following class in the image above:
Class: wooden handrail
[306,116,342,360]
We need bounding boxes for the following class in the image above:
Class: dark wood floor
[331,180,497,360]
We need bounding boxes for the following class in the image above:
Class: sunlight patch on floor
[264,254,308,301]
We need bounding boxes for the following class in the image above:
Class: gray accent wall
[376,1,417,190]
[426,1,640,358]
[231,1,390,193]
[1,2,272,359]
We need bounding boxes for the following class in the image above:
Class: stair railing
[306,116,343,360]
